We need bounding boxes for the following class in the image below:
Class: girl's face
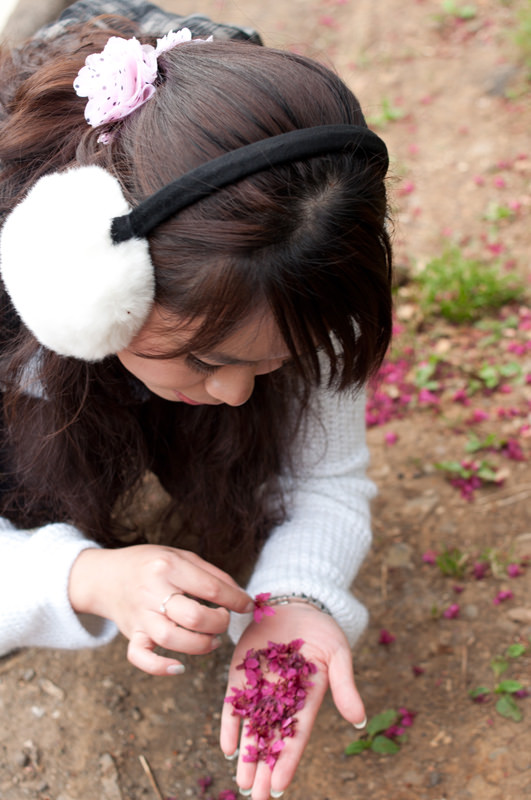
[116,306,291,406]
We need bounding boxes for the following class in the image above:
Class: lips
[175,391,203,405]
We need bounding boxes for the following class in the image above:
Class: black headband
[0,123,388,361]
[111,124,388,243]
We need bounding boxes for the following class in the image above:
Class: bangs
[144,248,356,391]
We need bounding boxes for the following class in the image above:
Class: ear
[0,165,154,361]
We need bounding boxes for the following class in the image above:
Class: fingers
[242,671,328,796]
[162,592,230,635]
[222,659,329,799]
[220,687,242,758]
[157,551,253,615]
[176,550,244,589]
[219,609,365,798]
[127,622,223,676]
[127,631,187,676]
[327,646,366,727]
[234,719,317,800]
[128,603,226,676]
[238,760,282,800]
[154,614,223,654]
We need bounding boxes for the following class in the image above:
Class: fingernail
[271,791,284,798]
[353,715,367,730]
[166,664,185,675]
[211,636,222,650]
[224,748,239,761]
[238,788,252,797]
[243,600,254,613]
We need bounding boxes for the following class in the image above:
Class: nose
[204,365,255,406]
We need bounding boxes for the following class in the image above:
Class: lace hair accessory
[0,125,388,361]
[74,29,211,142]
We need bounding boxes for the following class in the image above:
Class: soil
[0,1,530,799]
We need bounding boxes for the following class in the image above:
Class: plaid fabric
[35,0,262,44]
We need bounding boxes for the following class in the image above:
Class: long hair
[0,15,392,572]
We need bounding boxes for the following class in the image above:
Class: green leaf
[484,203,512,222]
[478,365,500,389]
[415,358,441,389]
[366,709,398,737]
[495,694,522,722]
[457,5,478,20]
[469,686,491,698]
[435,460,463,475]
[465,434,483,453]
[435,547,468,578]
[506,644,526,658]
[466,378,481,395]
[490,656,508,678]
[496,680,524,694]
[477,462,498,483]
[345,739,371,755]
[465,433,499,454]
[499,362,521,379]
[371,735,401,754]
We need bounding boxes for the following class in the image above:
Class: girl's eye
[185,354,219,375]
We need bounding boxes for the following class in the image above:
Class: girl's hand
[68,544,253,674]
[220,604,366,800]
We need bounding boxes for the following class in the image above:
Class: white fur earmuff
[0,165,154,360]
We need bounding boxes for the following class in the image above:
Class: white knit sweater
[0,385,375,656]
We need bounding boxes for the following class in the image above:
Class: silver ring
[159,591,180,616]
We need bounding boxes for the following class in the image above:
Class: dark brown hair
[0,16,392,572]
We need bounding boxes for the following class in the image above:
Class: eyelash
[185,354,219,375]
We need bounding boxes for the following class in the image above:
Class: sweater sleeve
[229,385,376,648]
[0,517,117,656]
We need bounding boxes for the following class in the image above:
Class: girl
[0,2,392,798]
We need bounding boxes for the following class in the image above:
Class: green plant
[435,546,469,579]
[475,361,522,389]
[441,0,477,19]
[436,459,500,484]
[368,97,405,128]
[513,0,531,76]
[474,314,519,346]
[415,245,524,323]
[469,643,529,721]
[345,708,415,756]
[465,432,501,454]
[478,547,520,580]
[435,459,503,500]
[483,201,514,222]
[414,355,442,391]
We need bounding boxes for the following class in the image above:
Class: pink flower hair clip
[73,29,212,142]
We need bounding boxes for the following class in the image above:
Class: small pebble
[463,604,479,620]
[13,751,30,768]
[428,771,442,787]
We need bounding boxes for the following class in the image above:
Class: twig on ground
[473,482,531,508]
[381,563,388,602]
[139,754,166,800]
[474,488,531,509]
[461,643,468,685]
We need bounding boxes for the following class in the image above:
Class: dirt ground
[0,1,530,799]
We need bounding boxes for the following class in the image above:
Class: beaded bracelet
[267,593,332,616]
